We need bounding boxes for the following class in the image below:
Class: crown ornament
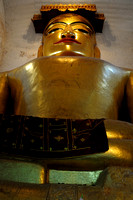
[32,4,105,33]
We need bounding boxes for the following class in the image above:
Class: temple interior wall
[0,0,133,71]
[0,0,5,66]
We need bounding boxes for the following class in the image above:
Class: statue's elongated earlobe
[37,45,43,57]
[94,46,101,58]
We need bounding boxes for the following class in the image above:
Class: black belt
[0,115,108,158]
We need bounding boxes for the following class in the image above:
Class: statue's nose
[61,25,75,39]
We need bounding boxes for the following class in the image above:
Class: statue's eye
[48,28,62,34]
[74,29,90,34]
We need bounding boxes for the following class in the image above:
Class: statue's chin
[52,51,85,57]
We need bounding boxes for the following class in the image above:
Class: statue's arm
[0,72,9,113]
[126,72,133,123]
[104,119,133,138]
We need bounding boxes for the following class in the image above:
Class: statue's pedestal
[0,158,133,200]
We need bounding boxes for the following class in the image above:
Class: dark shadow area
[23,22,42,44]
[98,21,116,47]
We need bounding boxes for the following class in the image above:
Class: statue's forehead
[51,14,87,23]
[45,14,93,30]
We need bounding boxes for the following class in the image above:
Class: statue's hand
[102,119,133,168]
[104,119,133,139]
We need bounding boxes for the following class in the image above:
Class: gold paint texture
[0,13,133,168]
[40,168,45,183]
[1,56,130,120]
[42,14,97,57]
[0,73,9,113]
[40,4,97,12]
[127,72,133,122]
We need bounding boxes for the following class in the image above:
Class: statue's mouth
[54,38,81,44]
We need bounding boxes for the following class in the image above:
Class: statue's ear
[37,45,43,57]
[94,46,101,58]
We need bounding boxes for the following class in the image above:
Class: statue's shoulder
[6,56,131,76]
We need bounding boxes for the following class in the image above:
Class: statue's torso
[8,56,130,119]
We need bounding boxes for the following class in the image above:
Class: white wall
[0,0,133,71]
[0,0,5,65]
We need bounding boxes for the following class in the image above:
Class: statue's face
[42,14,98,57]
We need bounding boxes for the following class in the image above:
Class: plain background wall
[0,0,5,65]
[0,0,133,71]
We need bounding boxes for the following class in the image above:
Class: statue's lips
[54,39,81,44]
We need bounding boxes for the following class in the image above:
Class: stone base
[0,167,133,200]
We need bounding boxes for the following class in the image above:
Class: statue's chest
[8,58,129,119]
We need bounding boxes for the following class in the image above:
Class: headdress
[32,4,105,33]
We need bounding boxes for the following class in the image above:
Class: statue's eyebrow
[70,21,93,31]
[45,22,67,31]
[45,21,93,32]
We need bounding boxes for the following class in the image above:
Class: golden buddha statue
[0,4,133,171]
